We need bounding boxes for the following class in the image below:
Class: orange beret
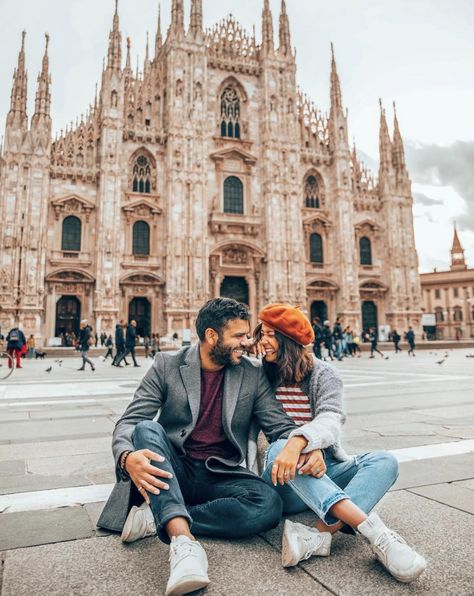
[258,303,315,346]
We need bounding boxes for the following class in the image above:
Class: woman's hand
[297,449,326,478]
[271,437,308,485]
[125,449,173,505]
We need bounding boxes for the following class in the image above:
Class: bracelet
[120,450,133,475]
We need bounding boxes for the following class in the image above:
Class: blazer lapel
[180,344,202,427]
[223,364,244,432]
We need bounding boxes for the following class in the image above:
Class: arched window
[305,175,320,208]
[310,233,323,264]
[453,307,463,322]
[360,237,372,266]
[133,221,150,256]
[224,176,244,214]
[435,308,444,323]
[62,216,81,251]
[132,154,152,194]
[220,87,241,139]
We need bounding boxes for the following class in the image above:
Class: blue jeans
[133,421,283,543]
[262,439,398,527]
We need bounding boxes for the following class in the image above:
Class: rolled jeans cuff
[288,479,347,526]
[156,506,193,544]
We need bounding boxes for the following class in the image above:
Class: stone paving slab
[0,473,92,496]
[25,452,114,478]
[0,506,93,551]
[262,490,474,595]
[27,406,117,419]
[393,453,474,490]
[0,461,25,476]
[0,418,114,445]
[0,437,111,460]
[83,502,113,537]
[1,534,330,596]
[345,434,452,453]
[409,483,474,515]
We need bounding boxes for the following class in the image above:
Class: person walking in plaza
[100,331,107,347]
[115,320,140,367]
[144,335,151,359]
[322,320,334,361]
[391,329,402,353]
[98,298,302,596]
[104,335,114,361]
[254,303,426,583]
[26,334,36,359]
[77,320,95,372]
[150,333,158,358]
[332,318,344,361]
[6,326,26,369]
[406,327,416,356]
[112,320,129,367]
[312,317,323,360]
[368,328,388,359]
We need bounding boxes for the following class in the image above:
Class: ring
[138,486,143,491]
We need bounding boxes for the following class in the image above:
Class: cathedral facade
[0,0,422,343]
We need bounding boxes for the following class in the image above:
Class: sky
[1,0,473,272]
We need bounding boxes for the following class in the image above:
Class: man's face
[209,318,251,367]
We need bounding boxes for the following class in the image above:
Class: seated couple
[98,299,426,595]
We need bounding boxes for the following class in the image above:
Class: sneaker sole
[165,575,210,596]
[377,554,427,583]
[121,508,138,543]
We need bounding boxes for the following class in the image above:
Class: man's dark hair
[196,298,250,341]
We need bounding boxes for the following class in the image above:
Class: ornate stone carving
[222,247,248,265]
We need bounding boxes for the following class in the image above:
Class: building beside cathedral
[420,227,474,340]
[0,0,422,343]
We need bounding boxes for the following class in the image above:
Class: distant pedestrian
[100,332,107,347]
[144,335,151,359]
[6,326,26,369]
[312,317,323,360]
[333,318,344,361]
[112,320,129,367]
[392,329,402,353]
[78,320,95,371]
[368,327,387,359]
[322,320,335,361]
[406,327,416,356]
[115,320,140,367]
[26,334,36,359]
[352,332,362,356]
[94,332,99,347]
[104,335,114,360]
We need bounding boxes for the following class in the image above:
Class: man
[6,326,26,369]
[406,326,416,357]
[112,319,129,367]
[115,319,140,367]
[368,327,388,360]
[98,298,301,595]
[391,329,402,353]
[312,317,323,360]
[77,320,95,371]
[322,320,334,361]
[332,317,344,361]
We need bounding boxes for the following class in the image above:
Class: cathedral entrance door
[220,276,249,306]
[129,298,151,338]
[362,301,378,334]
[311,301,328,323]
[55,296,81,338]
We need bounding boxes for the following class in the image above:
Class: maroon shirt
[185,368,238,461]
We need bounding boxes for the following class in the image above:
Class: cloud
[405,141,474,231]
[413,192,444,206]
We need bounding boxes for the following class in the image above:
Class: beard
[209,336,240,367]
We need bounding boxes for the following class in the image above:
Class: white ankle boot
[281,519,332,568]
[121,502,156,543]
[358,512,427,583]
[165,535,210,596]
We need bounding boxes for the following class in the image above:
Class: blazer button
[180,429,187,437]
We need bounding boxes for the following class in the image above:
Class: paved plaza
[0,348,473,595]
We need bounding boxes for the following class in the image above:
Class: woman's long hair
[254,323,314,386]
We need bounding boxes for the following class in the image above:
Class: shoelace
[300,534,322,561]
[374,529,407,553]
[169,541,200,563]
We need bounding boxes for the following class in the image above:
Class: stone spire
[155,3,163,56]
[107,0,122,71]
[7,31,28,130]
[125,36,132,72]
[170,0,185,37]
[261,0,274,54]
[32,33,51,123]
[352,141,361,184]
[190,0,203,38]
[450,223,467,271]
[378,99,392,174]
[392,101,406,171]
[330,43,343,112]
[278,0,291,56]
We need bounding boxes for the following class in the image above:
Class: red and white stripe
[275,386,313,426]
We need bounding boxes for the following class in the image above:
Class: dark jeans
[133,421,283,543]
[116,346,138,366]
[113,344,129,366]
[313,341,322,360]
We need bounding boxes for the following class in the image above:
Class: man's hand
[297,449,326,478]
[271,436,308,485]
[125,449,173,505]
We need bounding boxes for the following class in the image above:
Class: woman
[26,334,36,359]
[255,304,425,583]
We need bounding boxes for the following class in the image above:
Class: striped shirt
[275,385,313,426]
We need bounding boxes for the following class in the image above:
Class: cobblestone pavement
[1,348,473,595]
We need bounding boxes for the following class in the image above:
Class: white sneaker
[165,536,210,596]
[358,513,427,583]
[121,502,156,543]
[281,519,332,568]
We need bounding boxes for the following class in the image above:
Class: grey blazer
[97,344,297,532]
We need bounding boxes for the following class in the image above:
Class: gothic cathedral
[0,0,422,342]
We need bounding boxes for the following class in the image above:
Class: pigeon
[45,366,52,373]
[465,354,474,358]
[436,359,445,365]
[54,359,63,367]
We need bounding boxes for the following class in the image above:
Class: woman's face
[260,323,280,362]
